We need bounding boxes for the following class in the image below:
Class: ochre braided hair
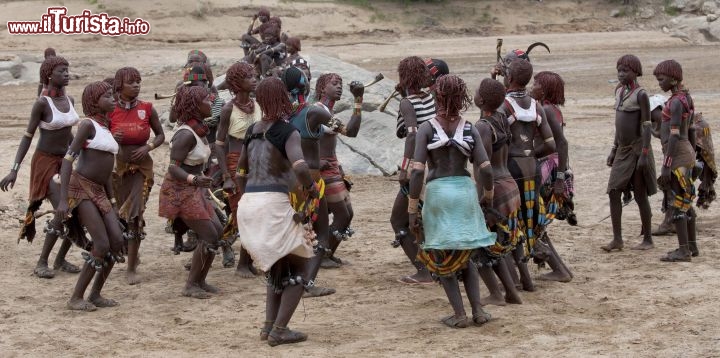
[653,59,683,82]
[315,73,342,101]
[40,56,69,85]
[255,77,292,122]
[172,85,210,124]
[508,59,533,87]
[477,78,506,112]
[82,81,112,117]
[225,62,255,94]
[286,37,301,51]
[434,75,471,119]
[534,71,565,105]
[398,56,432,93]
[113,67,142,96]
[616,54,642,76]
[44,47,56,58]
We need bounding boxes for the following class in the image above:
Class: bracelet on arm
[663,156,673,168]
[147,142,155,150]
[110,198,117,205]
[64,151,78,163]
[400,157,410,171]
[484,188,494,200]
[408,197,420,214]
[556,171,566,180]
[411,161,426,171]
[215,140,226,146]
[237,168,247,178]
[187,174,196,185]
[23,131,33,139]
[292,159,306,168]
[11,162,20,171]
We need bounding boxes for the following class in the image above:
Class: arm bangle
[400,157,410,171]
[147,142,155,150]
[663,156,672,168]
[11,162,20,171]
[237,168,247,178]
[215,140,226,146]
[187,174,196,184]
[484,188,494,200]
[23,131,33,138]
[408,197,420,214]
[411,161,426,170]
[110,198,117,205]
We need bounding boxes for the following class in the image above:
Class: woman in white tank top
[0,56,82,279]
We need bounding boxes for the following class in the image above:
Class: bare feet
[199,281,220,294]
[538,270,573,283]
[441,314,469,329]
[397,270,433,285]
[320,257,342,269]
[182,284,213,299]
[267,326,307,347]
[480,293,507,307]
[472,311,492,326]
[303,285,336,298]
[53,260,81,273]
[631,241,655,250]
[660,249,691,262]
[234,265,257,278]
[126,271,141,285]
[504,290,523,305]
[601,240,624,252]
[67,298,97,312]
[33,263,55,279]
[88,295,119,308]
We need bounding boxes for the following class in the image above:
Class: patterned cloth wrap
[416,176,495,278]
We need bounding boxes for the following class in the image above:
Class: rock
[610,9,622,17]
[9,64,24,79]
[668,0,687,11]
[0,55,21,71]
[709,13,719,22]
[334,110,401,176]
[700,19,720,40]
[670,29,692,42]
[662,25,671,33]
[639,7,655,19]
[16,54,43,63]
[17,61,41,84]
[0,71,14,85]
[702,1,718,15]
[215,53,405,175]
[684,0,704,13]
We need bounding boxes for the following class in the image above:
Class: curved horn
[363,73,384,88]
[378,89,399,113]
[525,42,550,57]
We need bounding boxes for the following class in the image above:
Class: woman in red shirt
[109,67,165,285]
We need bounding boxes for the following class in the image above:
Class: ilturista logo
[7,7,151,36]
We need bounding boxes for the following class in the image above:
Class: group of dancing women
[1,9,714,346]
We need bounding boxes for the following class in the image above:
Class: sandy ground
[1,1,720,357]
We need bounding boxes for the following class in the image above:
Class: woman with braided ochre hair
[1,55,81,279]
[109,67,164,285]
[653,59,699,262]
[392,56,436,284]
[56,81,124,311]
[474,78,524,306]
[409,75,495,328]
[235,77,316,346]
[215,61,261,277]
[529,71,574,283]
[158,85,222,298]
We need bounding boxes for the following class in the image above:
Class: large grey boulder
[213,54,404,176]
